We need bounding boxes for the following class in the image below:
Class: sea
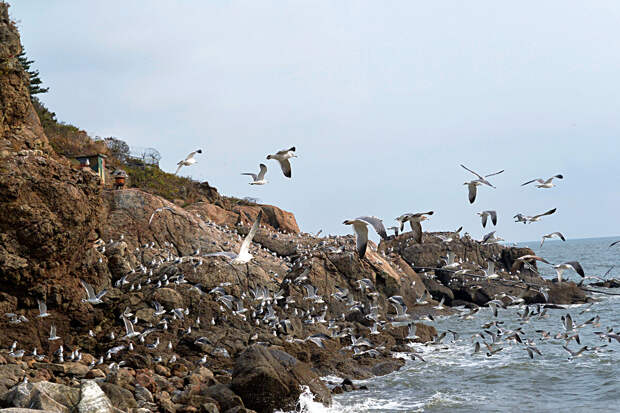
[290,236,620,413]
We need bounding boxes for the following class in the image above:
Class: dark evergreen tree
[17,49,49,96]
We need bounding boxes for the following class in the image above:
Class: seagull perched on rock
[266,147,296,178]
[461,164,504,203]
[513,208,556,224]
[395,211,433,243]
[553,261,585,283]
[80,280,107,305]
[205,210,262,264]
[540,232,566,247]
[343,216,388,259]
[175,149,203,175]
[241,164,268,185]
[521,174,563,188]
[477,210,497,228]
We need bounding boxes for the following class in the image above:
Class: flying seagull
[510,254,550,273]
[610,240,620,248]
[175,149,203,175]
[481,231,504,244]
[540,232,566,248]
[461,164,505,188]
[266,147,296,178]
[521,174,563,188]
[48,325,60,341]
[477,210,497,228]
[36,300,50,318]
[513,208,557,224]
[461,165,504,203]
[395,211,433,243]
[205,210,263,264]
[149,206,174,225]
[553,261,585,283]
[343,216,388,259]
[80,280,107,305]
[241,164,268,185]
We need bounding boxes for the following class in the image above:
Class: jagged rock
[99,382,138,412]
[2,382,80,413]
[201,385,243,413]
[77,380,115,413]
[231,345,331,413]
[370,360,405,376]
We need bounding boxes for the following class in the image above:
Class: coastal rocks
[76,380,115,413]
[370,360,406,376]
[2,382,80,413]
[231,345,331,413]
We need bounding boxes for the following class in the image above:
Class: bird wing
[174,164,184,175]
[50,325,56,338]
[533,208,556,219]
[277,146,296,155]
[553,232,566,241]
[81,280,96,299]
[38,300,47,314]
[521,178,539,186]
[122,316,135,335]
[481,213,488,228]
[410,221,422,243]
[565,261,585,277]
[278,159,292,178]
[609,240,620,248]
[239,210,262,257]
[468,183,477,204]
[461,164,484,180]
[241,173,258,180]
[184,150,198,161]
[352,222,369,258]
[484,169,504,178]
[547,174,563,182]
[257,163,268,180]
[358,216,388,239]
[490,210,497,225]
[482,231,495,243]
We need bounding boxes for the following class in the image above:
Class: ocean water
[298,236,620,413]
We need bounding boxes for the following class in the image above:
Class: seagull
[521,174,563,188]
[149,206,174,225]
[343,216,388,258]
[554,261,585,283]
[481,231,504,244]
[477,210,497,228]
[205,210,262,264]
[266,147,296,178]
[122,316,140,339]
[80,280,107,305]
[513,208,556,224]
[36,300,50,318]
[395,211,433,243]
[461,164,504,203]
[175,149,203,175]
[48,325,60,341]
[540,232,566,247]
[241,164,268,185]
[510,254,550,273]
[562,345,588,359]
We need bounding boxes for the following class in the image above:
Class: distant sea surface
[294,236,620,413]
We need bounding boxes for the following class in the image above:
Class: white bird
[80,280,107,305]
[37,300,50,318]
[122,316,140,339]
[540,232,566,248]
[343,216,388,259]
[395,211,433,243]
[553,261,585,283]
[481,231,504,244]
[513,208,557,224]
[149,206,174,225]
[266,147,296,178]
[175,149,203,175]
[521,174,563,188]
[477,210,497,228]
[204,210,263,264]
[461,164,504,203]
[241,163,268,185]
[48,325,60,341]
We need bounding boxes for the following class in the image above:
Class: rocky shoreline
[0,4,597,412]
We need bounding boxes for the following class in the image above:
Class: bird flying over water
[242,164,268,185]
[521,174,563,188]
[343,216,388,258]
[540,232,566,248]
[553,261,585,283]
[513,208,557,224]
[175,149,203,175]
[266,147,296,178]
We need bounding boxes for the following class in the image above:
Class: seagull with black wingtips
[521,174,563,188]
[343,216,388,259]
[266,146,297,178]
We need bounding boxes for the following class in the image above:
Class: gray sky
[10,1,620,242]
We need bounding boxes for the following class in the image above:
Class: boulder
[77,380,115,413]
[231,345,331,413]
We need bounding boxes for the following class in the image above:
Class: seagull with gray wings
[477,210,497,228]
[461,164,504,204]
[266,147,296,178]
[514,208,556,224]
[395,211,433,243]
[175,149,203,175]
[241,164,268,185]
[521,174,563,188]
[343,216,388,259]
[204,210,263,264]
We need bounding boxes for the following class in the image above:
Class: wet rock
[370,360,405,376]
[201,384,243,412]
[231,345,331,413]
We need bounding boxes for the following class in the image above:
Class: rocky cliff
[0,3,590,413]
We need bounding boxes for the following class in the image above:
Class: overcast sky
[9,1,620,243]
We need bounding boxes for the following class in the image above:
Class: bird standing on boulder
[175,149,203,175]
[266,147,296,178]
[343,216,388,259]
